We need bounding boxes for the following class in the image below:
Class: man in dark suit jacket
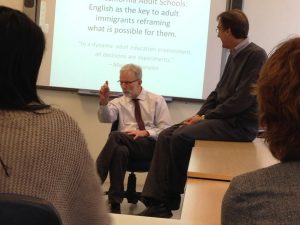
[139,9,267,218]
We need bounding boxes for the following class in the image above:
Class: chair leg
[125,172,139,204]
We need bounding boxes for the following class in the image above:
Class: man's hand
[125,130,149,140]
[99,81,110,105]
[183,115,205,125]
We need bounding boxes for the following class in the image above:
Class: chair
[124,158,151,204]
[110,119,151,204]
[0,193,62,225]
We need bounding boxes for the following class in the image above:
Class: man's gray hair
[120,64,142,79]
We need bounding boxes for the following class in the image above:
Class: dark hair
[256,37,300,162]
[0,6,48,110]
[217,9,249,39]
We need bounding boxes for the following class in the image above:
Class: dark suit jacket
[198,43,267,134]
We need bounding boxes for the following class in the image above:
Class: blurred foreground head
[0,6,45,110]
[256,37,300,162]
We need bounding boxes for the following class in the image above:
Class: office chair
[0,193,62,225]
[110,119,151,204]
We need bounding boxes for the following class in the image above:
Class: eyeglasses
[216,26,221,33]
[216,26,226,33]
[118,79,139,85]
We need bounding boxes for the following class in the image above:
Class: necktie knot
[132,99,145,130]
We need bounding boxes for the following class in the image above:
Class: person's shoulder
[247,42,267,56]
[231,162,288,188]
[38,107,72,119]
[38,107,81,130]
[229,162,300,201]
[144,89,164,99]
[107,94,126,106]
[145,90,168,105]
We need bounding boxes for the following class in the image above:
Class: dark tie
[132,99,145,130]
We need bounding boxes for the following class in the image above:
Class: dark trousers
[141,119,257,210]
[96,131,156,204]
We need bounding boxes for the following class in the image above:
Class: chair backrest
[0,193,62,225]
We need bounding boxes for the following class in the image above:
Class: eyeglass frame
[118,79,140,85]
[216,26,222,33]
[216,24,228,33]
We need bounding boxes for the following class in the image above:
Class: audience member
[222,37,300,225]
[0,6,110,225]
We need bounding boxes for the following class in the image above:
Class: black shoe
[137,204,173,218]
[166,194,181,210]
[110,203,121,214]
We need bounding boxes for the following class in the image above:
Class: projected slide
[38,0,223,99]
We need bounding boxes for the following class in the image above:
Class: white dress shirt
[98,88,171,140]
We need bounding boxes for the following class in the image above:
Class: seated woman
[0,6,110,225]
[221,37,300,224]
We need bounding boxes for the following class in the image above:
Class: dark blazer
[198,43,267,133]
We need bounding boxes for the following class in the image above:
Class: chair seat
[127,159,151,172]
[0,193,62,225]
[125,158,151,204]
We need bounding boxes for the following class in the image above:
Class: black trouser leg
[97,131,155,204]
[108,145,129,204]
[142,119,256,209]
[142,125,181,207]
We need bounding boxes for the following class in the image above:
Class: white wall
[244,0,300,55]
[0,0,22,10]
